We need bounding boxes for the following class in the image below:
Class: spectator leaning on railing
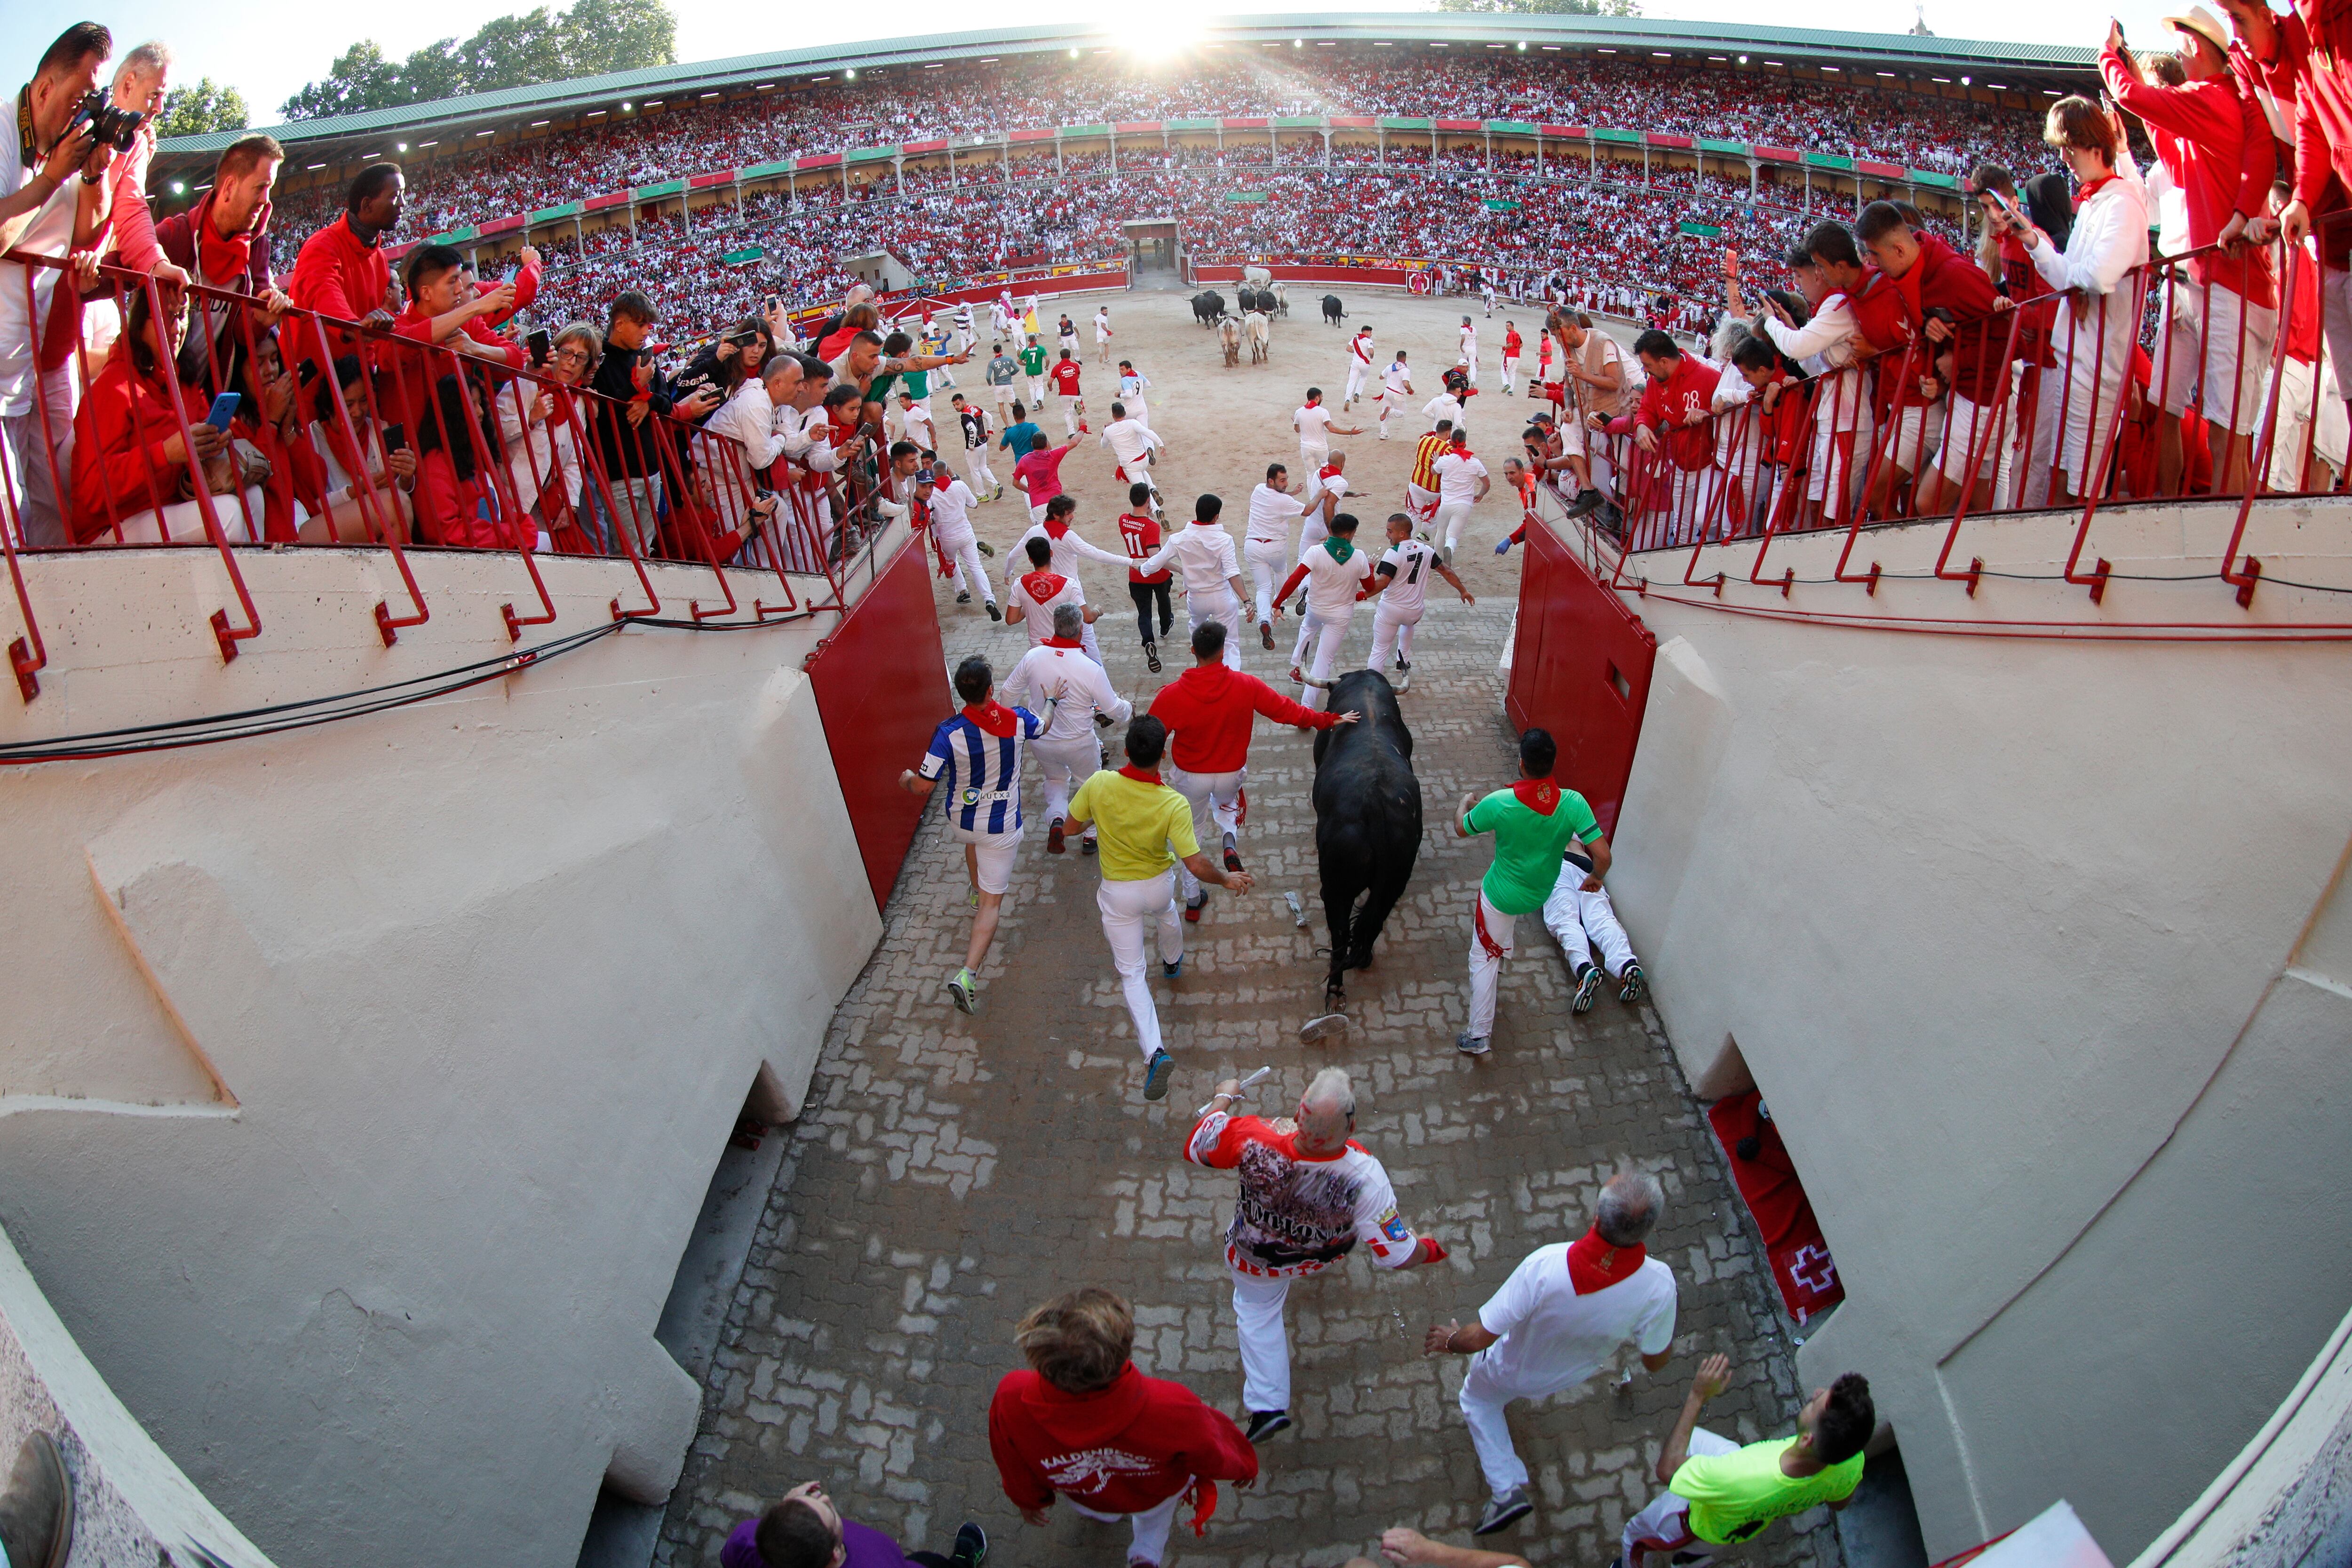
[1,22,119,548]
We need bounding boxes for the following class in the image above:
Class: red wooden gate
[806,540,952,909]
[1504,517,1657,835]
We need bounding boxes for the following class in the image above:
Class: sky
[3,0,2174,127]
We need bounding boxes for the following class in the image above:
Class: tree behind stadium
[280,0,678,120]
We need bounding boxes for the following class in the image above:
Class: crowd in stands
[4,8,2345,575]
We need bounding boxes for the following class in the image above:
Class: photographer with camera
[3,23,123,547]
[98,43,175,287]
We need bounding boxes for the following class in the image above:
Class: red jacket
[1911,233,2004,406]
[69,351,207,541]
[289,214,390,330]
[988,1365,1257,1518]
[1149,662,1338,773]
[2102,45,2275,306]
[2292,0,2352,213]
[1632,353,1722,472]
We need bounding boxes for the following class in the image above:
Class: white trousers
[1032,735,1103,831]
[1466,891,1517,1039]
[936,524,994,605]
[1344,363,1370,403]
[1028,376,1046,406]
[1458,354,1479,386]
[1186,588,1245,669]
[1066,1491,1182,1567]
[1299,438,1328,475]
[1098,870,1182,1060]
[2041,295,2138,493]
[1245,537,1291,625]
[1460,1358,1545,1499]
[1621,1429,1741,1567]
[1230,1269,1295,1412]
[1501,356,1521,395]
[1166,764,1243,900]
[1289,605,1354,707]
[1367,604,1421,670]
[1434,498,1475,550]
[2263,353,2348,489]
[96,487,265,547]
[1059,393,1083,437]
[1542,863,1636,978]
[961,447,999,493]
[2156,279,2276,435]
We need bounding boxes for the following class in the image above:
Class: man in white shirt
[1008,495,1130,662]
[1243,464,1309,650]
[1274,511,1375,704]
[1431,430,1492,564]
[1425,1171,1677,1536]
[1099,400,1166,509]
[1093,306,1114,364]
[2,24,119,547]
[1739,227,1872,526]
[1367,513,1472,687]
[1292,387,1364,474]
[1002,603,1133,856]
[1295,452,1351,558]
[1136,493,1250,671]
[1342,326,1377,409]
[924,467,999,622]
[1423,387,1467,440]
[1456,316,1480,387]
[1115,359,1153,429]
[709,355,805,471]
[897,392,937,456]
[948,392,1001,500]
[1377,352,1414,440]
[1004,533,1102,657]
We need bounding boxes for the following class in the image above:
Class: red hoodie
[1148,662,1339,773]
[288,215,390,349]
[988,1364,1257,1519]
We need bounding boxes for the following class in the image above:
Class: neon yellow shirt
[1066,770,1200,882]
[1672,1439,1865,1545]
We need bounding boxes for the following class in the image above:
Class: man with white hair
[1186,1067,1448,1443]
[1425,1171,1678,1536]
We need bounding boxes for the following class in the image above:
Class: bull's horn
[1297,673,1337,690]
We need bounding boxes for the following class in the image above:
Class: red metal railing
[0,251,904,700]
[1554,216,2346,619]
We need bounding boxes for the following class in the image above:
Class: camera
[69,89,145,155]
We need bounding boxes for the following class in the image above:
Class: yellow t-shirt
[1672,1438,1865,1545]
[1066,769,1199,882]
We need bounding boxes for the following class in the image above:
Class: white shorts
[1935,388,2012,489]
[2155,277,2278,435]
[1406,481,1438,521]
[1883,401,1945,474]
[953,823,1024,896]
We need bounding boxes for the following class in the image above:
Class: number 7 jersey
[1376,538,1441,619]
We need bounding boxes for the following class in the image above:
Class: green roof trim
[1910,168,1961,189]
[529,201,581,223]
[1165,118,1217,131]
[741,159,795,179]
[1591,127,1643,144]
[1276,116,1326,129]
[847,145,899,162]
[634,178,685,197]
[1805,151,1855,170]
[1379,117,1433,130]
[1486,120,1536,135]
[1698,137,1749,156]
[1062,123,1111,138]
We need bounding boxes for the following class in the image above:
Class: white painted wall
[0,546,886,1566]
[1594,497,2352,1564]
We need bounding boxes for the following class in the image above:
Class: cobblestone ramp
[660,564,1836,1568]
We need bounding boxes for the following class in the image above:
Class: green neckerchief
[1322,535,1355,565]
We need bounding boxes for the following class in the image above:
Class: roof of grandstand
[153,11,2095,175]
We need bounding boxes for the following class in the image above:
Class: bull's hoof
[1349,950,1377,971]
[1300,1012,1349,1044]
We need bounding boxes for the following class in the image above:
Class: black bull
[1311,670,1422,1007]
[1322,294,1346,325]
[1191,290,1226,326]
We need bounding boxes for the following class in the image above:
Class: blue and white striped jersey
[920,705,1045,834]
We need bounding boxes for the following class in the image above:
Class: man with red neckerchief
[1500,321,1525,396]
[1425,1171,1679,1537]
[1453,727,1609,1057]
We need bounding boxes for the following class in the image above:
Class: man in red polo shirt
[1148,621,1351,919]
[1048,347,1086,437]
[1856,203,2007,513]
[289,164,403,355]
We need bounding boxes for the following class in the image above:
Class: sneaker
[977,539,996,555]
[0,1433,72,1568]
[1395,654,1410,672]
[1456,1031,1491,1056]
[985,601,1002,622]
[1292,597,1307,618]
[1566,488,1603,520]
[1442,544,1455,568]
[1162,958,1183,979]
[952,1522,988,1568]
[1184,891,1207,923]
[1298,1012,1349,1043]
[955,590,971,604]
[1619,963,1647,1004]
[948,968,977,1014]
[1224,846,1244,874]
[1244,1409,1292,1444]
[1145,642,1163,673]
[1096,712,1112,728]
[1260,621,1275,651]
[1572,965,1603,1014]
[1047,818,1066,855]
[1143,1048,1176,1101]
[1082,836,1097,856]
[1475,1487,1534,1536]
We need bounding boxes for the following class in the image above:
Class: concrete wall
[1595,496,2352,1564]
[0,1220,280,1568]
[0,546,887,1567]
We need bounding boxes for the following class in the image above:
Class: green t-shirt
[900,367,931,400]
[1019,344,1048,375]
[1461,783,1598,915]
[1672,1439,1865,1545]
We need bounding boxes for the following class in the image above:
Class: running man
[1057,313,1080,360]
[1008,503,1127,661]
[1243,464,1309,652]
[1377,350,1414,439]
[1117,482,1175,673]
[1093,305,1114,364]
[1116,359,1153,429]
[1019,334,1049,406]
[986,342,1019,424]
[925,460,999,622]
[1408,420,1454,533]
[899,655,1045,1014]
[1065,716,1255,1100]
[1136,495,1251,673]
[1100,400,1167,512]
[1149,622,1349,918]
[1294,387,1365,474]
[1002,604,1132,859]
[1457,316,1481,387]
[1367,513,1472,688]
[1343,326,1376,409]
[1186,1067,1446,1443]
[1004,534,1104,661]
[1501,321,1524,397]
[1274,511,1376,704]
[1432,427,1493,565]
[1453,727,1605,1056]
[1048,348,1086,437]
[949,393,1002,502]
[1012,429,1083,525]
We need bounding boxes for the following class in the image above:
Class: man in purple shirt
[722,1480,985,1568]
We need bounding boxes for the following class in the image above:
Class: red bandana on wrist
[961,701,1017,737]
[1565,1226,1647,1294]
[1512,776,1561,814]
[1118,764,1162,784]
